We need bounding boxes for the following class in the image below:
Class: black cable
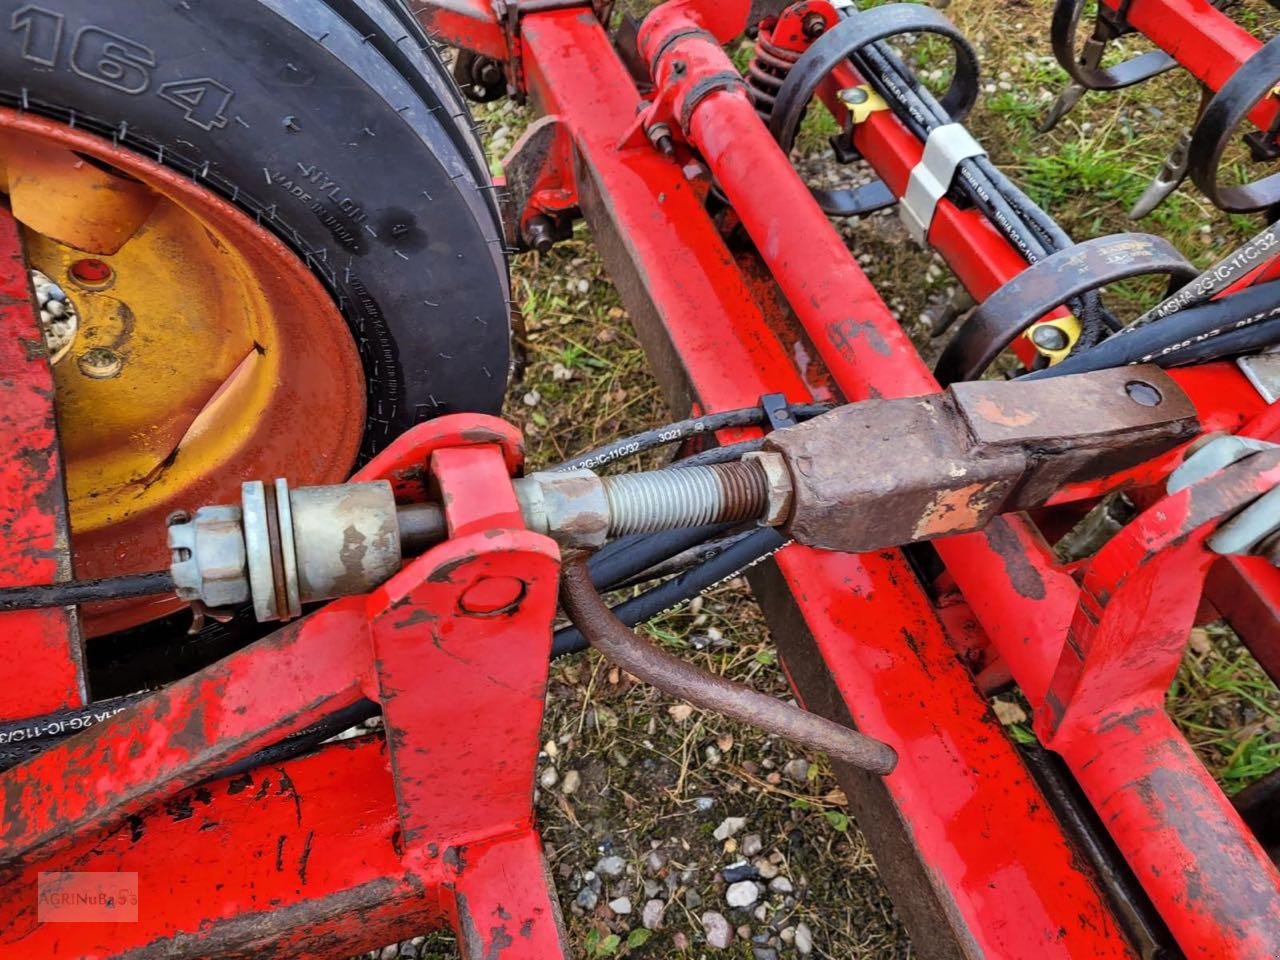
[610,531,758,590]
[0,693,147,769]
[0,570,174,611]
[552,527,788,658]
[0,694,381,776]
[586,522,738,591]
[550,403,829,472]
[212,700,380,782]
[1022,280,1280,380]
[847,20,1116,342]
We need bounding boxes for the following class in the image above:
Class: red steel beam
[0,599,371,871]
[0,203,85,722]
[0,735,560,960]
[1101,0,1276,132]
[520,10,1135,957]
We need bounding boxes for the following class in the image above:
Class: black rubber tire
[0,0,511,461]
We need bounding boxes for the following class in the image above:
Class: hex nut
[514,470,609,549]
[167,504,250,608]
[742,451,793,527]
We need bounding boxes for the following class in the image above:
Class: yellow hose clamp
[1027,316,1081,365]
[836,85,889,125]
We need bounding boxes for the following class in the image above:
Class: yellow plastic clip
[836,85,889,125]
[1026,316,1082,365]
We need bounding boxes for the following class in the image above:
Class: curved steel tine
[1129,130,1192,219]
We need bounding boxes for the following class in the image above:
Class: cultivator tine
[1129,129,1192,219]
[1038,80,1087,133]
[1040,34,1110,133]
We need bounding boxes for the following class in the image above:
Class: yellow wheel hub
[0,111,367,636]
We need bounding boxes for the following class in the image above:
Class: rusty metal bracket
[765,365,1199,553]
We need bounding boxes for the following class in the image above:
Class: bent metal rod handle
[559,559,898,775]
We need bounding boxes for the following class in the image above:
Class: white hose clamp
[899,123,986,245]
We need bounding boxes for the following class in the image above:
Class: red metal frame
[0,207,84,723]
[1,1,1279,957]
[1,398,570,957]
[1100,0,1275,134]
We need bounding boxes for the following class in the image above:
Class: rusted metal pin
[559,559,898,775]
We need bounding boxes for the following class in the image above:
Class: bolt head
[802,13,827,38]
[1030,324,1070,351]
[838,86,870,105]
[458,576,527,616]
[69,258,113,289]
[77,347,122,379]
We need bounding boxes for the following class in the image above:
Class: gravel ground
[357,3,1280,957]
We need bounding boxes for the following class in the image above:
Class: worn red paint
[0,203,84,722]
[0,416,567,958]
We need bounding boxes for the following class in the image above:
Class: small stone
[642,898,666,930]
[46,283,65,302]
[597,855,626,878]
[713,816,746,841]
[752,946,779,960]
[672,932,690,951]
[740,834,763,857]
[380,946,398,960]
[398,943,416,958]
[539,766,558,788]
[575,886,599,911]
[795,921,814,955]
[44,299,65,318]
[782,759,809,783]
[694,797,715,812]
[645,849,667,874]
[521,389,540,407]
[685,889,702,909]
[753,857,779,880]
[1189,627,1212,655]
[768,877,793,894]
[544,739,558,758]
[780,926,796,944]
[726,880,760,908]
[722,860,758,884]
[668,703,694,723]
[608,896,632,916]
[991,699,1027,725]
[561,770,581,794]
[702,911,733,949]
[737,925,752,940]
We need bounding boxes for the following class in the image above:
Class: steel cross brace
[0,416,570,959]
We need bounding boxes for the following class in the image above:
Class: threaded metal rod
[601,460,769,537]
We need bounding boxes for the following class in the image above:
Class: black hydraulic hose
[552,527,788,657]
[1022,280,1280,380]
[1130,220,1280,329]
[0,693,147,769]
[213,700,379,782]
[0,571,174,611]
[551,403,829,472]
[848,19,1115,341]
[611,531,758,590]
[0,694,380,776]
[586,522,738,591]
[676,438,767,466]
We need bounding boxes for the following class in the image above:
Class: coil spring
[746,32,801,123]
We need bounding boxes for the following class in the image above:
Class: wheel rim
[0,109,367,636]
